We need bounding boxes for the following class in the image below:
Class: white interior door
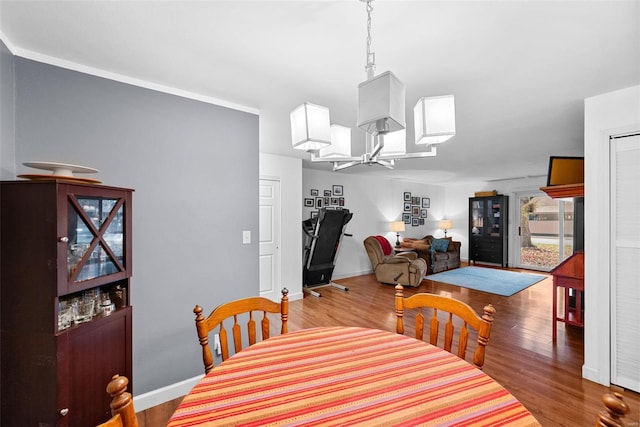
[610,133,640,392]
[259,178,281,302]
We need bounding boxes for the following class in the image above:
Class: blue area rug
[427,267,546,297]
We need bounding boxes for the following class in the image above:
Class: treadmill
[302,208,353,297]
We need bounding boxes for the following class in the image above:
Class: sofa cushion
[432,238,450,253]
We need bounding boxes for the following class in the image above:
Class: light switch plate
[243,230,251,244]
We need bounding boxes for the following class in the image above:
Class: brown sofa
[399,235,461,274]
[364,236,427,287]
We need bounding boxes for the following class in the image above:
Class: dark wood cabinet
[469,195,509,267]
[1,180,133,426]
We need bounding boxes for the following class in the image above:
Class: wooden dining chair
[96,374,138,427]
[193,288,289,374]
[594,390,630,427]
[395,284,496,369]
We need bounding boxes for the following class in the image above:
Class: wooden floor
[138,265,640,426]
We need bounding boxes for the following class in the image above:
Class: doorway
[515,191,574,271]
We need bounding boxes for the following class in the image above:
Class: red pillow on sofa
[374,235,393,256]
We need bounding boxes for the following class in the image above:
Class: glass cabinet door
[470,200,485,236]
[67,195,126,284]
[488,198,502,236]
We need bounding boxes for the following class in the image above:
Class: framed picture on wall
[421,209,427,218]
[339,197,345,206]
[304,198,314,207]
[403,213,411,223]
[311,211,318,218]
[419,218,425,225]
[332,185,343,196]
[404,202,411,212]
[311,189,319,196]
[404,192,411,201]
[412,206,420,216]
[324,197,330,205]
[422,198,430,208]
[316,197,323,208]
[331,197,339,205]
[324,190,332,197]
[412,197,420,206]
[412,218,419,227]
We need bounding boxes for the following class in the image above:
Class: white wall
[259,153,304,300]
[583,85,640,385]
[302,169,447,279]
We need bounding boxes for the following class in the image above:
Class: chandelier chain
[365,0,375,77]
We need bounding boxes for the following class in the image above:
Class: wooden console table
[551,251,584,342]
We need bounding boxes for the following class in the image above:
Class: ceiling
[1,1,638,185]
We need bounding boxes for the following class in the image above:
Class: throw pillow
[432,238,450,253]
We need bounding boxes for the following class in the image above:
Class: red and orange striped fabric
[168,327,540,426]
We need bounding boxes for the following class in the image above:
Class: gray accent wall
[0,40,15,179]
[4,54,259,395]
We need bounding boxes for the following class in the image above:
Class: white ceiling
[1,1,639,184]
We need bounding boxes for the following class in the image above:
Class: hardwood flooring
[138,266,639,426]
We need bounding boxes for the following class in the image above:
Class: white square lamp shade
[290,103,332,151]
[380,129,406,156]
[318,125,352,158]
[414,95,456,145]
[390,221,405,232]
[439,219,452,230]
[357,71,406,135]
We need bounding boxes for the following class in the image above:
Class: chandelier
[290,0,456,171]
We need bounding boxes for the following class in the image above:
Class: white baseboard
[332,269,372,280]
[582,365,608,387]
[133,375,202,412]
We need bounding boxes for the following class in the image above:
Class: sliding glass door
[515,191,573,271]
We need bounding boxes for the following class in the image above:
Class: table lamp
[439,219,452,237]
[390,221,405,247]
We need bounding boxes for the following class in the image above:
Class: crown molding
[0,32,258,115]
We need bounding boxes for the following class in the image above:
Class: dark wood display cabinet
[1,180,133,426]
[469,195,509,267]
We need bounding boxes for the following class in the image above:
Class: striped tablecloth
[168,327,540,427]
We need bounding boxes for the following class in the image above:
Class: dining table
[167,326,541,426]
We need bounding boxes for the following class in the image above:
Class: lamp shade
[290,103,332,151]
[414,95,456,145]
[390,221,405,232]
[380,129,406,156]
[318,124,352,158]
[357,71,406,135]
[439,219,452,230]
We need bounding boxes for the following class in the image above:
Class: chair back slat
[247,314,257,346]
[429,312,439,346]
[232,319,243,353]
[415,311,425,340]
[458,324,469,360]
[219,326,230,361]
[261,314,270,340]
[194,288,289,374]
[395,284,495,369]
[444,314,455,353]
